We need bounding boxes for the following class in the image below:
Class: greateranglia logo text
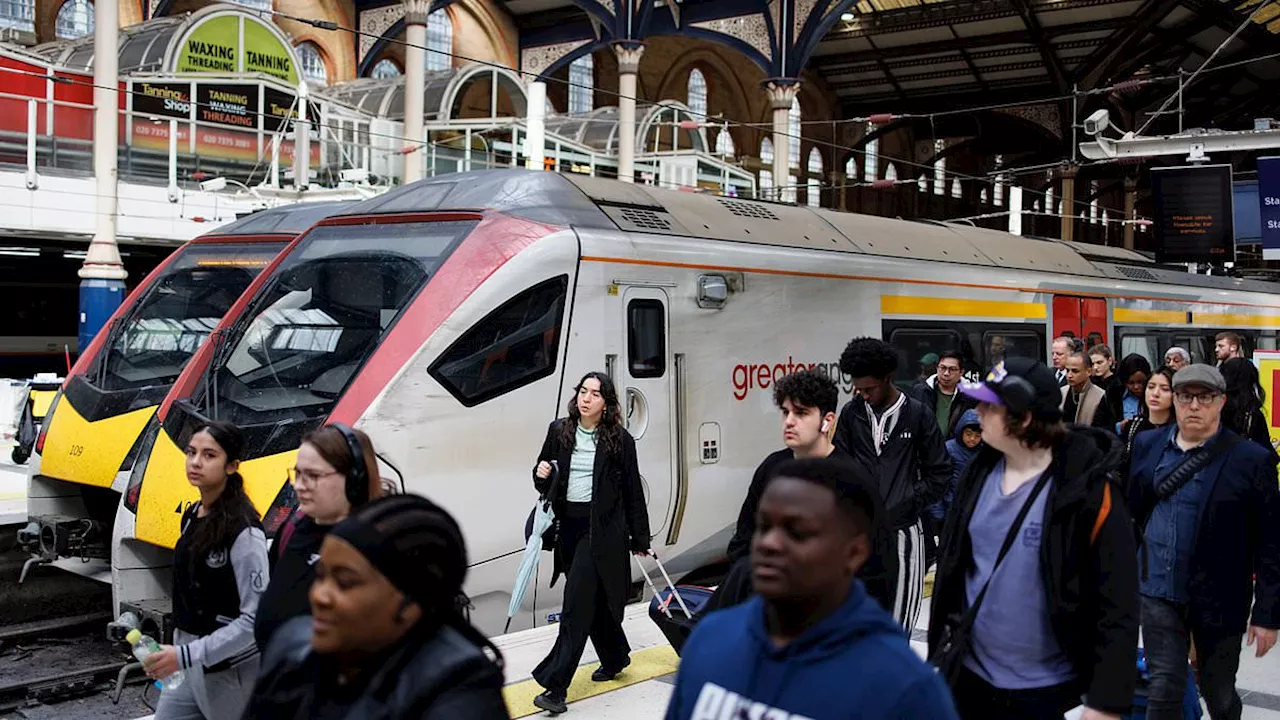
[732,357,851,401]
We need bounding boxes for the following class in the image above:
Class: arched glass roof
[542,103,708,154]
[29,7,299,82]
[319,63,528,122]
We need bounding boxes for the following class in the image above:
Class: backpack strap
[1090,482,1111,545]
[275,508,303,561]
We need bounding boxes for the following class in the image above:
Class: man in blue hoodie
[665,457,958,720]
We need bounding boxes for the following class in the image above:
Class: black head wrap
[329,494,467,611]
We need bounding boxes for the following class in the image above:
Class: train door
[620,287,675,544]
[1053,295,1108,347]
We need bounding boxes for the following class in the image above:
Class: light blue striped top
[566,425,596,503]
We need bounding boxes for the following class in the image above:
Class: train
[102,169,1280,636]
[21,201,352,570]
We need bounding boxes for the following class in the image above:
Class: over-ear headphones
[329,422,368,508]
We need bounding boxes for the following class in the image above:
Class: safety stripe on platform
[503,644,679,718]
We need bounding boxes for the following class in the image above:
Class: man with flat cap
[1128,364,1280,720]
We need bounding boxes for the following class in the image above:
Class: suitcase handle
[634,554,691,619]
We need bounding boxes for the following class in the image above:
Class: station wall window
[569,54,594,114]
[759,137,774,199]
[687,69,707,118]
[1,0,34,31]
[715,128,734,157]
[426,9,452,71]
[429,276,569,406]
[55,0,92,39]
[789,99,801,169]
[296,42,327,86]
[628,299,666,378]
[371,59,401,78]
[806,148,822,208]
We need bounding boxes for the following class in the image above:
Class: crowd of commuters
[140,328,1278,720]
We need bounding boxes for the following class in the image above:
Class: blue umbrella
[505,460,559,633]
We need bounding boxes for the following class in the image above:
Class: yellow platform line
[503,643,679,718]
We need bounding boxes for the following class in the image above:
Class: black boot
[591,658,631,682]
[534,690,568,714]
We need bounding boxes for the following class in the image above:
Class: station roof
[499,0,1280,134]
[319,63,530,121]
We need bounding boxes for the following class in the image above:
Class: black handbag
[929,467,1053,686]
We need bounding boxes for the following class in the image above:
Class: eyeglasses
[937,365,961,374]
[1173,391,1220,406]
[287,467,341,487]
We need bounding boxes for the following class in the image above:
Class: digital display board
[1151,164,1235,264]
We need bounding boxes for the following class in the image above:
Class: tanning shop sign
[196,84,258,129]
[1151,164,1235,264]
[173,11,299,86]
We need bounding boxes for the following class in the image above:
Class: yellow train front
[20,202,351,569]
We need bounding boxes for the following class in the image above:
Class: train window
[628,299,666,378]
[982,330,1040,371]
[887,328,962,387]
[430,275,570,407]
[1118,332,1160,365]
[1174,335,1209,364]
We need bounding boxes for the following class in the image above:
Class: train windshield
[93,242,283,393]
[196,219,475,449]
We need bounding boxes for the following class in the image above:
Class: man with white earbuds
[719,370,895,614]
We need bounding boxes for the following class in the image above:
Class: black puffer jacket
[927,426,1139,715]
[242,615,508,720]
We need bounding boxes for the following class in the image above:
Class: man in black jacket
[719,369,895,614]
[834,337,950,631]
[928,357,1139,720]
[1128,364,1280,720]
[910,349,978,437]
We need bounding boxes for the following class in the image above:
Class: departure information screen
[1152,164,1235,264]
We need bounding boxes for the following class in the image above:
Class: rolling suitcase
[635,554,706,656]
[1124,648,1202,720]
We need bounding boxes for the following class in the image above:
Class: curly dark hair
[838,337,898,379]
[558,371,626,458]
[774,369,839,416]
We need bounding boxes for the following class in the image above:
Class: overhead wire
[13,3,1280,219]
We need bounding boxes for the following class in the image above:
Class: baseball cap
[1171,364,1225,393]
[960,356,1063,419]
[920,352,939,366]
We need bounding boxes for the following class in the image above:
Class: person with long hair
[530,371,651,714]
[254,423,385,651]
[1110,354,1152,431]
[144,421,269,720]
[1220,357,1277,459]
[1119,367,1176,490]
[242,494,508,719]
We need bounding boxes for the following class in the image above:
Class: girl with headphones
[144,421,269,720]
[530,371,652,715]
[254,423,382,651]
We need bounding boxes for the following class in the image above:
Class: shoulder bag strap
[951,467,1054,630]
[1153,432,1241,499]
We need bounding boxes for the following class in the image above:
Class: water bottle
[126,628,184,690]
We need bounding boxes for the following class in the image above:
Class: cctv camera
[199,177,228,192]
[1083,109,1111,137]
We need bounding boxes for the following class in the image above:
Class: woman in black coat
[1221,357,1278,462]
[531,371,651,715]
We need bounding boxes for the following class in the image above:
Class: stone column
[80,0,126,351]
[765,81,799,201]
[402,0,430,184]
[1059,165,1078,242]
[614,43,644,183]
[1123,175,1138,250]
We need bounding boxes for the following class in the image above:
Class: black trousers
[532,503,631,694]
[952,665,1081,720]
[1142,595,1243,720]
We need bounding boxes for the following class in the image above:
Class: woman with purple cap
[928,357,1139,720]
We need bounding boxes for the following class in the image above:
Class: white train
[111,170,1280,636]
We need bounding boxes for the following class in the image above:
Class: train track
[0,525,149,717]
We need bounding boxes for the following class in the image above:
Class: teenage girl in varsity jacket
[143,420,269,720]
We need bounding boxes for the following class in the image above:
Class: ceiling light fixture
[841,11,855,21]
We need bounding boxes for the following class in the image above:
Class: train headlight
[123,420,161,513]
